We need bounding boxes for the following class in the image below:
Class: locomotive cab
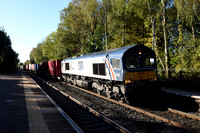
[123,44,157,85]
[122,45,158,101]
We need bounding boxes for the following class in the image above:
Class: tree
[171,0,200,79]
[57,1,85,56]
[175,0,200,46]
[30,43,48,63]
[0,28,19,73]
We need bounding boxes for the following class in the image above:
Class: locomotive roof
[62,44,152,62]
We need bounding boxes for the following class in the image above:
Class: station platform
[161,87,200,99]
[161,87,200,112]
[0,71,79,133]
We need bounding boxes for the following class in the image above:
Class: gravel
[46,80,191,133]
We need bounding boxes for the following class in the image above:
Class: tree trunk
[155,40,165,71]
[154,25,165,71]
[161,0,169,79]
[104,0,108,50]
[192,25,196,47]
[122,6,126,46]
[123,18,126,46]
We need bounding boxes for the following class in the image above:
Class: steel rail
[168,108,200,121]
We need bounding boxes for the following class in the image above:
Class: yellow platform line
[22,73,49,133]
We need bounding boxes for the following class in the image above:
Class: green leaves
[0,28,19,73]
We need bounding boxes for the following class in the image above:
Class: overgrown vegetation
[27,0,200,82]
[0,28,19,73]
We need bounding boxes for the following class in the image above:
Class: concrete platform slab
[0,71,79,133]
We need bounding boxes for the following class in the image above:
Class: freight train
[22,44,158,102]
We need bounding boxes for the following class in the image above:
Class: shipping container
[48,60,61,77]
[33,64,39,72]
[29,64,35,71]
[38,62,48,76]
[26,65,29,71]
[23,65,26,70]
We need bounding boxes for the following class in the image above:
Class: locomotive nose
[125,71,157,84]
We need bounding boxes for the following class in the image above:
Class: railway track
[60,81,200,132]
[168,108,200,121]
[168,108,200,129]
[28,73,130,133]
[28,72,200,132]
[145,108,200,133]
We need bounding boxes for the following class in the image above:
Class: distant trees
[172,0,200,79]
[0,28,19,73]
[29,0,200,80]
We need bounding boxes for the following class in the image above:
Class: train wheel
[123,96,129,104]
[104,87,111,98]
[93,88,101,95]
[117,95,124,103]
[92,82,101,95]
[95,88,100,95]
[73,78,77,86]
[105,92,111,98]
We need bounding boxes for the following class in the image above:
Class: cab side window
[111,58,121,69]
[65,63,69,70]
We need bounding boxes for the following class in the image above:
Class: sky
[0,0,71,63]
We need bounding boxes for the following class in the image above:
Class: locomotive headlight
[125,80,131,84]
[125,72,134,84]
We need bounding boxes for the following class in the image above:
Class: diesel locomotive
[61,44,158,101]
